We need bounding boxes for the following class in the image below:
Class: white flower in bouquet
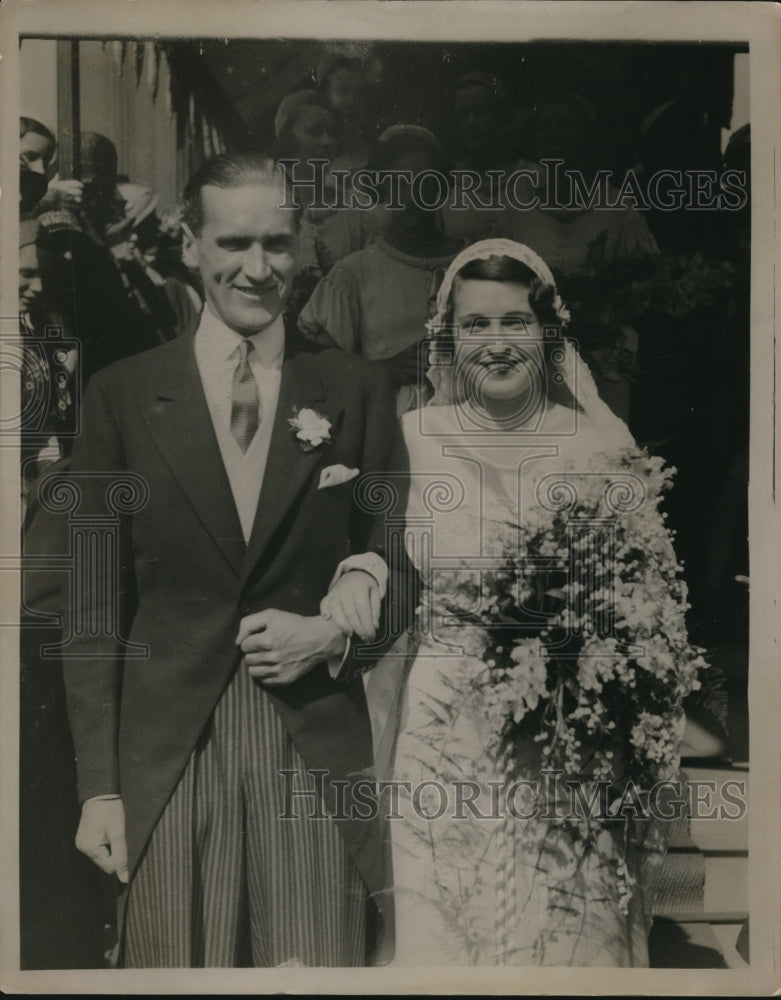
[630,710,682,767]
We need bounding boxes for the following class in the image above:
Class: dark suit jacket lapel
[240,344,342,584]
[142,334,246,576]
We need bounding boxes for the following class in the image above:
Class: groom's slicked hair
[182,151,293,235]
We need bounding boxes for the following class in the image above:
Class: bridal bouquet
[435,447,707,784]
[430,446,709,920]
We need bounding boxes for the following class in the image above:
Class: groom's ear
[181,222,200,270]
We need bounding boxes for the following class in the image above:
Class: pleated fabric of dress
[121,660,368,967]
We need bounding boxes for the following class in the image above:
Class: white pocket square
[318,464,360,489]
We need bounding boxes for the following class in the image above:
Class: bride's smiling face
[452,278,546,409]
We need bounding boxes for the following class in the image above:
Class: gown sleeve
[297,260,363,353]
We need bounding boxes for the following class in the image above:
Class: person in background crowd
[20,118,56,214]
[19,218,77,520]
[274,89,338,315]
[299,124,464,414]
[316,52,372,173]
[442,72,534,244]
[451,72,513,174]
[491,91,658,274]
[119,182,203,332]
[74,131,128,245]
[35,206,155,386]
[104,182,200,340]
[19,217,44,324]
[633,84,726,256]
[275,89,336,170]
[33,132,160,387]
[20,117,56,177]
[155,202,203,289]
[274,89,387,316]
[490,92,658,422]
[20,117,84,215]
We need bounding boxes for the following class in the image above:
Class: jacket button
[239,603,251,616]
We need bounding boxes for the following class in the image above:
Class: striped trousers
[122,661,368,967]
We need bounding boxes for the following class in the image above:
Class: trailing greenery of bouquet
[432,446,708,806]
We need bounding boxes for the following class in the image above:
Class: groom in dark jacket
[62,152,412,967]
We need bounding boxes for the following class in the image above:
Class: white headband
[428,238,568,332]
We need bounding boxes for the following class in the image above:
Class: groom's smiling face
[186,182,298,335]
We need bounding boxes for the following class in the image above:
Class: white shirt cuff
[327,634,351,680]
[327,552,388,599]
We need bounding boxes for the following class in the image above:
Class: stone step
[704,854,748,915]
[649,686,748,969]
[652,845,747,929]
[653,850,705,918]
[648,918,728,968]
[711,922,750,969]
[686,765,749,853]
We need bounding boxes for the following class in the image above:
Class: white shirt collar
[195,303,286,369]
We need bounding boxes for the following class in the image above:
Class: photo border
[1,1,778,994]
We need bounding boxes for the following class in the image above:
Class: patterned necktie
[230,339,260,452]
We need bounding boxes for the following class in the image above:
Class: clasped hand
[236,571,380,685]
[236,608,346,685]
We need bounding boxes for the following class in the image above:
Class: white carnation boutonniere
[288,406,331,452]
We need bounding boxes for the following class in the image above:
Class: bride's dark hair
[444,254,560,330]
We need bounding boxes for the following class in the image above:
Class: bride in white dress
[385,240,698,967]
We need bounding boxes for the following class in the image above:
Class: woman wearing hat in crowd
[298,124,464,414]
[274,89,382,321]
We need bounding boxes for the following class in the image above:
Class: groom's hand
[75,797,129,882]
[236,609,347,685]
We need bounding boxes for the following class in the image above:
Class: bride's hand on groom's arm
[321,569,380,642]
[236,609,347,686]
